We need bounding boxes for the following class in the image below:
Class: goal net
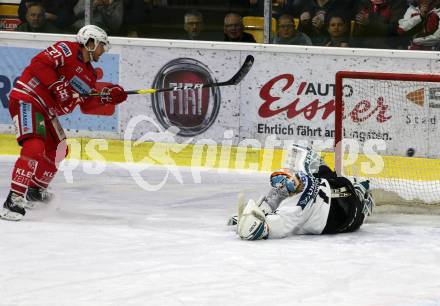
[334,71,440,213]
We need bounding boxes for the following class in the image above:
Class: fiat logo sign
[151,58,221,136]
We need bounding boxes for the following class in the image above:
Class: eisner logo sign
[152,58,220,137]
[258,74,392,123]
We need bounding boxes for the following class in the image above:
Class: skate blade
[0,208,24,221]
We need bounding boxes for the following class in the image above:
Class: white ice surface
[0,156,440,306]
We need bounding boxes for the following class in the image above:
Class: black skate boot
[0,191,26,221]
[26,187,54,203]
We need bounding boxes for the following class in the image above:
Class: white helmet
[76,25,110,52]
[237,199,269,240]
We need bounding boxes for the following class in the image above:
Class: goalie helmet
[76,25,110,52]
[270,170,297,195]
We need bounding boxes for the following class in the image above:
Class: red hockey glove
[100,85,128,105]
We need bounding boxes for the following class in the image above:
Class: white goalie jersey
[266,171,332,238]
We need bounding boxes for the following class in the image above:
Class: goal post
[334,71,440,211]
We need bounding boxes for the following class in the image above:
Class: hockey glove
[237,199,269,240]
[100,84,128,105]
[270,170,297,196]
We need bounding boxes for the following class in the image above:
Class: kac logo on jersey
[151,58,221,137]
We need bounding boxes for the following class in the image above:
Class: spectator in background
[73,0,123,35]
[224,12,256,42]
[298,0,352,45]
[16,2,61,33]
[398,0,427,48]
[18,0,76,31]
[273,14,312,45]
[352,0,407,49]
[123,0,148,37]
[183,10,206,40]
[323,14,350,47]
[409,0,440,50]
[248,0,305,17]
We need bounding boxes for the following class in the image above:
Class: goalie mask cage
[334,71,440,212]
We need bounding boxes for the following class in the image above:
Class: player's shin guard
[10,156,38,198]
[354,180,375,217]
[27,149,63,203]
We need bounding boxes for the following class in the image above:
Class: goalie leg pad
[353,180,375,217]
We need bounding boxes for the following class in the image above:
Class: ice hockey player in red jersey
[0,25,128,221]
[230,145,375,240]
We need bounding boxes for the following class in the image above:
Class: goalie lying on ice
[232,146,375,240]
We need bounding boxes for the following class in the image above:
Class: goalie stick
[84,55,254,97]
[227,192,245,226]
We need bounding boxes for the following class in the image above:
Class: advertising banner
[0,45,120,133]
[0,33,438,158]
[118,48,243,145]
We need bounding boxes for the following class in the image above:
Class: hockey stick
[85,55,254,97]
[227,192,245,226]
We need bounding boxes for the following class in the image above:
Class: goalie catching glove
[99,84,128,105]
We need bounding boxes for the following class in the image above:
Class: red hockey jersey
[10,41,97,117]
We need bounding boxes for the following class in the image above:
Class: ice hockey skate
[0,191,27,221]
[26,187,54,203]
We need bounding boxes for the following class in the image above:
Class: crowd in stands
[7,0,440,50]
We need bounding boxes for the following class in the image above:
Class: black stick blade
[219,55,255,86]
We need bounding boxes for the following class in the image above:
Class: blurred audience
[12,0,440,51]
[16,2,61,33]
[248,0,306,17]
[398,0,427,48]
[73,0,123,35]
[298,0,353,45]
[273,14,312,45]
[323,13,350,46]
[409,0,440,49]
[352,0,407,49]
[18,0,76,31]
[397,0,440,50]
[224,12,256,42]
[123,0,148,37]
[183,10,206,40]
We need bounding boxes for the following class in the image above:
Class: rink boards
[0,32,440,205]
[1,133,439,181]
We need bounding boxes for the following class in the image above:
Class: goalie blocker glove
[237,199,269,240]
